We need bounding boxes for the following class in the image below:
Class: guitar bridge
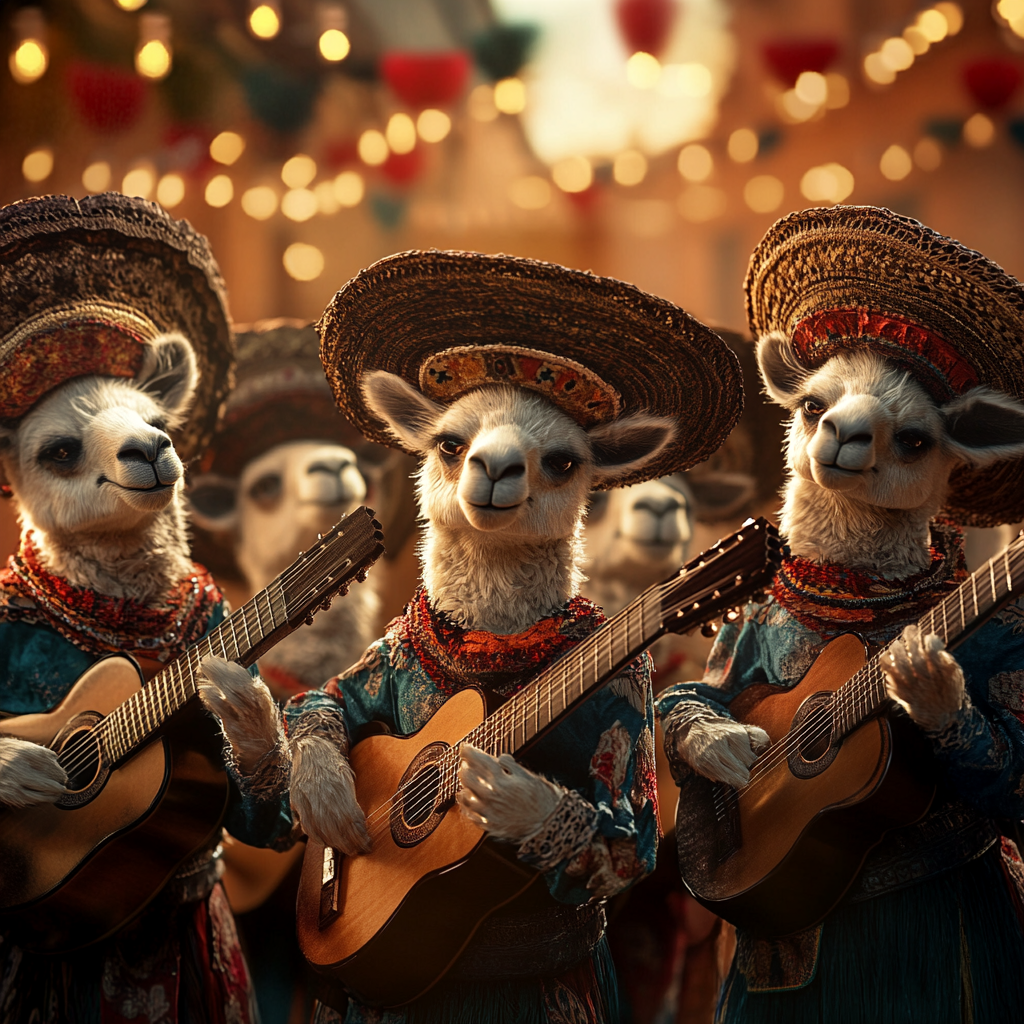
[318,846,342,928]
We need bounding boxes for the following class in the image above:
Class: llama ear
[588,414,676,487]
[757,332,808,407]
[942,388,1024,466]
[188,474,239,532]
[136,333,200,422]
[361,371,445,453]
[685,470,757,522]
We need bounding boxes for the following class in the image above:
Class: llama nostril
[118,442,157,465]
[470,455,525,482]
[308,460,350,476]
[845,432,872,445]
[494,463,525,481]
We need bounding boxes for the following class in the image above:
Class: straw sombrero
[0,193,232,462]
[745,205,1024,527]
[190,320,417,580]
[318,250,743,489]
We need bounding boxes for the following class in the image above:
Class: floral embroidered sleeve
[921,605,1024,818]
[516,654,660,904]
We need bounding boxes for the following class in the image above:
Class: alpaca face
[190,441,367,588]
[0,335,198,536]
[584,476,694,585]
[361,371,676,546]
[758,335,1024,513]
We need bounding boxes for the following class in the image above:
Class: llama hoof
[673,716,769,790]
[457,743,563,843]
[883,624,965,734]
[0,736,68,808]
[198,656,283,775]
[290,735,371,856]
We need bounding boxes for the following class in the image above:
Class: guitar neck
[102,579,292,764]
[834,533,1024,736]
[465,587,666,758]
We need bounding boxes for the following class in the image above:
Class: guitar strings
[724,542,1024,810]
[356,566,763,839]
[50,519,371,782]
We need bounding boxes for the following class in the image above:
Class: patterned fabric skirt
[311,937,620,1024]
[0,883,258,1024]
[716,845,1024,1024]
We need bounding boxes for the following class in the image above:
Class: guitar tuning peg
[304,613,315,626]
[317,533,323,541]
[339,584,350,596]
[321,598,333,611]
[356,567,369,583]
[700,622,718,637]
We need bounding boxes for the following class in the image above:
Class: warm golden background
[2,0,1023,556]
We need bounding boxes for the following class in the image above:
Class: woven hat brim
[745,205,1024,527]
[317,249,744,489]
[0,193,232,463]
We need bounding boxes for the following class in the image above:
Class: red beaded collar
[772,521,967,640]
[401,587,605,696]
[0,532,222,664]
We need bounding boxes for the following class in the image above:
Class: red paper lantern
[762,39,840,87]
[380,146,425,187]
[66,60,148,133]
[380,52,470,109]
[615,0,677,57]
[963,57,1023,110]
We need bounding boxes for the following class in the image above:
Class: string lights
[863,4,962,86]
[249,1,281,40]
[135,13,172,80]
[9,8,48,85]
[317,3,350,62]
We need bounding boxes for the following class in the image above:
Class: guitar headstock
[278,507,386,627]
[661,517,782,636]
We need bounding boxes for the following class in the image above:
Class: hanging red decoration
[380,52,471,109]
[615,0,677,57]
[762,39,840,87]
[323,138,359,171]
[963,57,1023,110]
[162,125,214,178]
[66,61,148,133]
[380,146,426,187]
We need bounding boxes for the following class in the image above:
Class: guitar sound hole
[61,733,102,793]
[402,764,441,827]
[788,691,842,779]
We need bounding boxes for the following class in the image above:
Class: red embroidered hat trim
[401,586,606,697]
[0,532,222,663]
[790,309,980,401]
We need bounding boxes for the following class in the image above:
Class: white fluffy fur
[674,718,770,790]
[883,623,966,733]
[290,734,370,856]
[197,656,283,774]
[0,736,67,808]
[457,743,563,842]
[0,334,199,602]
[758,337,1024,577]
[190,441,380,690]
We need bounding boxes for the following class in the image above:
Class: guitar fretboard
[832,535,1024,737]
[101,579,291,763]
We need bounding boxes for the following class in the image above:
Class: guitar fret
[990,561,998,604]
[1006,549,1014,593]
[971,573,979,617]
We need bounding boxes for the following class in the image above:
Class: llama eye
[802,398,826,417]
[896,430,931,452]
[248,473,283,509]
[544,453,576,476]
[38,438,82,472]
[437,437,465,459]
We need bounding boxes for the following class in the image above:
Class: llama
[0,336,199,805]
[190,440,381,695]
[659,334,1024,1019]
[200,373,680,1019]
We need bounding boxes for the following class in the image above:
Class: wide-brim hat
[317,249,743,489]
[0,193,232,463]
[190,319,417,580]
[745,205,1024,527]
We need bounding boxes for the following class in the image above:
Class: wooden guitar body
[676,633,936,937]
[0,655,228,952]
[297,687,539,1009]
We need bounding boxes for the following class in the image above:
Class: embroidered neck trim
[0,531,222,663]
[402,586,605,696]
[772,521,967,638]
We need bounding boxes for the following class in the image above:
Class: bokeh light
[123,164,156,199]
[249,4,280,39]
[22,147,53,183]
[205,174,234,207]
[677,144,713,183]
[614,150,648,187]
[417,109,451,143]
[552,156,593,193]
[386,114,417,155]
[156,173,185,208]
[358,130,388,166]
[508,176,552,210]
[282,154,317,189]
[744,175,784,214]
[281,188,317,222]
[283,243,324,282]
[319,29,350,62]
[82,161,111,193]
[210,132,245,166]
[728,128,758,163]
[334,171,364,207]
[880,145,912,181]
[241,185,278,220]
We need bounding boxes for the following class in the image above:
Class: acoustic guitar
[296,518,782,1008]
[675,532,1024,938]
[0,506,384,953]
